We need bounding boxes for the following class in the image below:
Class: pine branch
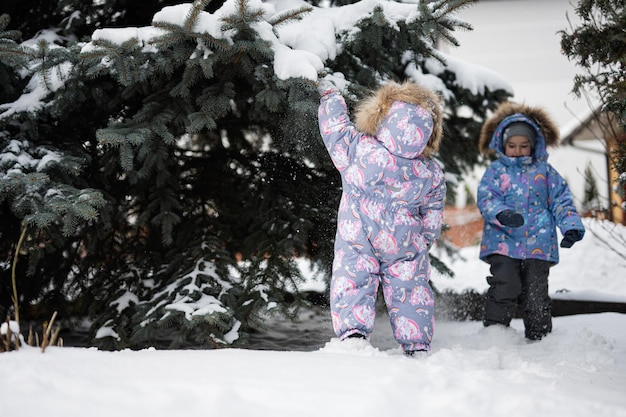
[0,42,33,67]
[184,0,212,33]
[268,6,314,28]
[149,23,232,52]
[221,0,267,34]
[83,38,144,86]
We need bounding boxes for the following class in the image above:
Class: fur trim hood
[479,101,560,157]
[353,81,443,158]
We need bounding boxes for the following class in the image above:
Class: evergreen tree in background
[0,0,510,349]
[560,0,626,212]
[581,162,603,216]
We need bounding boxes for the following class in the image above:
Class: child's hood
[353,81,443,158]
[478,101,560,161]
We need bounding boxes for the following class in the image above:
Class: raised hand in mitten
[317,78,337,96]
[496,210,525,228]
[560,230,583,248]
[317,73,349,96]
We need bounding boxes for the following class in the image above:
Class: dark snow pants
[483,254,553,340]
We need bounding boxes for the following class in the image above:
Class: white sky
[444,0,589,129]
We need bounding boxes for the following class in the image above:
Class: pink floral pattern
[319,87,446,351]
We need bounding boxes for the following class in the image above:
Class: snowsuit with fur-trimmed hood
[477,102,585,339]
[477,102,584,263]
[318,81,446,352]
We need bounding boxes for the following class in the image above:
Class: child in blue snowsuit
[477,102,585,340]
[317,80,446,355]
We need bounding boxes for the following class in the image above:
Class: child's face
[504,136,532,157]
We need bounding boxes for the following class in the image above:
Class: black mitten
[560,230,582,248]
[496,210,525,227]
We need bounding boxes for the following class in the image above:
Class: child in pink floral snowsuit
[317,80,446,355]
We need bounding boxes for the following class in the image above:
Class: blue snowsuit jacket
[477,106,585,264]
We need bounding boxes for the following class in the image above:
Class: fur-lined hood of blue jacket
[478,101,560,160]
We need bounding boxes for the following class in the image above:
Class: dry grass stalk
[1,315,20,352]
[41,311,58,353]
[1,311,63,353]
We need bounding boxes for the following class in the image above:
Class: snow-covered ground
[1,315,625,417]
[1,218,625,417]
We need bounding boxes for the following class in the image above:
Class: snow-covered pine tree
[582,162,603,216]
[0,13,108,322]
[0,0,511,349]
